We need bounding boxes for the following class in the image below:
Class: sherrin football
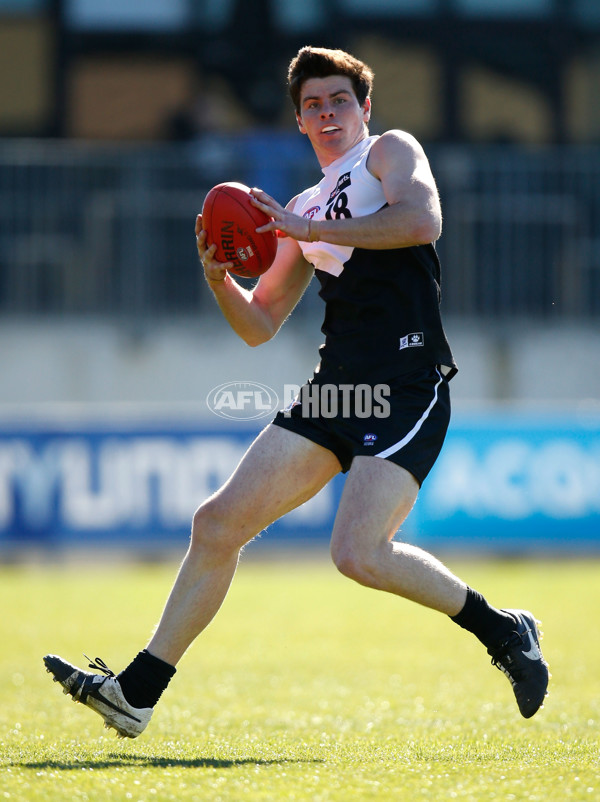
[201,181,277,278]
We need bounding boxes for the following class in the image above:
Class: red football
[201,182,277,278]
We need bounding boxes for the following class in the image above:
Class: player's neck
[316,130,370,169]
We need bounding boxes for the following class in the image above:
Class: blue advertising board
[408,409,600,553]
[0,419,343,551]
[0,409,598,554]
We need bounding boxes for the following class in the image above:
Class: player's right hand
[196,214,231,283]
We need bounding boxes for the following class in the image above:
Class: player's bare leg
[330,456,467,614]
[329,455,549,717]
[145,423,341,665]
[44,424,340,736]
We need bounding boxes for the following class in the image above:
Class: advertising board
[0,410,598,554]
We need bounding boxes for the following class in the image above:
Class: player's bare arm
[196,211,313,346]
[253,131,441,250]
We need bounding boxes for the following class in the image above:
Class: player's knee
[330,537,371,584]
[190,497,235,558]
[190,495,261,559]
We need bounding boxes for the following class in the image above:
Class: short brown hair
[288,46,374,113]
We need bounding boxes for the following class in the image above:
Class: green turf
[1,553,599,801]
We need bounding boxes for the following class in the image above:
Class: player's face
[296,75,371,166]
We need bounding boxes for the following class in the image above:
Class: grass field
[1,553,599,801]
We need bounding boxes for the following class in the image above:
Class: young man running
[44,46,548,738]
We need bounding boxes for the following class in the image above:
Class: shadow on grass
[16,754,324,770]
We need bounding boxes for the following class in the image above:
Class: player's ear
[296,111,307,135]
[362,97,371,124]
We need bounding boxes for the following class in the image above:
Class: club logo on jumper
[207,381,279,420]
[329,172,351,202]
[363,433,378,446]
[303,206,320,219]
[400,332,424,350]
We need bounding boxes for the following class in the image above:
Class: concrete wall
[1,317,599,417]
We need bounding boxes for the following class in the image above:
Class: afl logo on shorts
[363,433,378,446]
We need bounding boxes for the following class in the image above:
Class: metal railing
[0,138,598,319]
[432,147,600,320]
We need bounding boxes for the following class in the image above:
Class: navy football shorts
[271,364,451,486]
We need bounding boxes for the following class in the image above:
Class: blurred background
[0,0,599,558]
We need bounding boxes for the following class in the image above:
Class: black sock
[451,587,516,650]
[117,650,176,710]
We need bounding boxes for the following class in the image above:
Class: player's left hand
[250,188,311,242]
